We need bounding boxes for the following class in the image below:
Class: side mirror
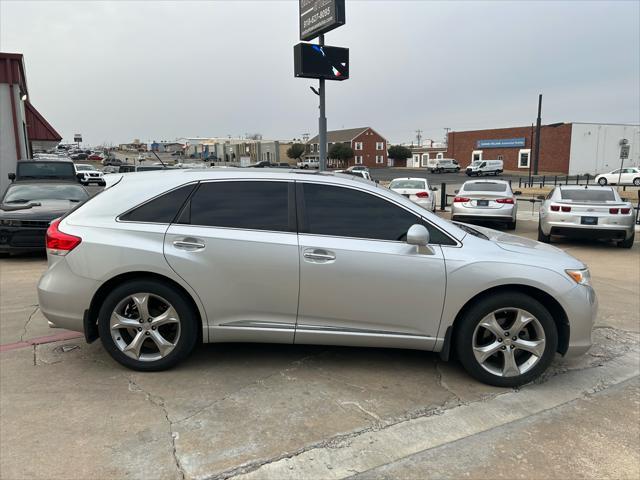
[536,194,545,200]
[8,173,15,181]
[454,189,459,194]
[76,173,84,180]
[406,224,430,246]
[431,186,438,191]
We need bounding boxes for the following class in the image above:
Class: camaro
[38,169,597,386]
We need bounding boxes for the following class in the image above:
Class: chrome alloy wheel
[472,308,546,377]
[110,293,181,362]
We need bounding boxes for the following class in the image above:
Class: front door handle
[303,249,336,262]
[173,238,206,251]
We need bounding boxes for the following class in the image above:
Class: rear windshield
[463,182,507,192]
[17,162,75,179]
[389,179,425,189]
[561,189,615,202]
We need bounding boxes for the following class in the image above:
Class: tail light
[621,208,631,214]
[415,191,429,198]
[496,198,514,204]
[454,196,470,203]
[561,206,571,212]
[609,208,619,214]
[46,219,81,256]
[550,205,560,211]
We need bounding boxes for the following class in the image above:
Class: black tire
[455,292,558,387]
[633,178,640,186]
[598,177,607,186]
[97,279,199,371]
[506,220,517,230]
[537,222,551,243]
[618,231,635,249]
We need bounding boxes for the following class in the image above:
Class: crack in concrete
[173,351,329,425]
[20,305,39,342]
[128,378,185,480]
[435,360,464,407]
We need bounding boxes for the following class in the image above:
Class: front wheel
[598,177,607,186]
[633,178,640,186]
[97,279,199,371]
[455,292,558,387]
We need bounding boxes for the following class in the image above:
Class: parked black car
[9,159,79,183]
[0,181,89,254]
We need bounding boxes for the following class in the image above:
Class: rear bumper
[37,258,99,333]
[541,214,635,240]
[451,204,516,222]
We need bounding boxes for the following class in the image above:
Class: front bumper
[37,258,100,333]
[561,284,598,357]
[0,225,47,252]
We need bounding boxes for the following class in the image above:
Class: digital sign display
[299,0,345,41]
[294,43,349,81]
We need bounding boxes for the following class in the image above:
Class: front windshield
[3,184,89,203]
[389,179,426,189]
[76,165,96,171]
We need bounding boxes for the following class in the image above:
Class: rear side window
[120,184,196,223]
[180,181,290,232]
[300,183,454,245]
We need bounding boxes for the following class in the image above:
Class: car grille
[0,219,51,228]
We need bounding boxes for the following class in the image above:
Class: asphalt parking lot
[0,218,638,480]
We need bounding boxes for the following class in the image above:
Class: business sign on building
[477,138,526,149]
[73,133,82,143]
[299,0,346,41]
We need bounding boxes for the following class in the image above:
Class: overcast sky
[1,0,639,146]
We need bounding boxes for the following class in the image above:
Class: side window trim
[175,178,296,234]
[296,180,458,246]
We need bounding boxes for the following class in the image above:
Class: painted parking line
[0,331,83,353]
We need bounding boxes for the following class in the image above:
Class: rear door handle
[173,238,205,251]
[303,249,336,262]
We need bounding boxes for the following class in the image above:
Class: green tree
[388,145,412,162]
[328,143,354,165]
[286,143,306,161]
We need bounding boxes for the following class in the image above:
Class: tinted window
[463,182,507,192]
[301,183,453,244]
[560,189,615,202]
[184,181,290,232]
[17,162,75,179]
[120,184,196,223]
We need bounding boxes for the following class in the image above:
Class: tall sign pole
[318,34,327,171]
[533,94,542,175]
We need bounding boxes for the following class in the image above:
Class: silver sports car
[38,169,596,387]
[538,185,635,248]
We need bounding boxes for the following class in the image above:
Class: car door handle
[173,239,205,251]
[303,249,336,262]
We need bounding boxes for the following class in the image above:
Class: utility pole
[415,129,423,146]
[533,94,542,175]
[318,34,327,171]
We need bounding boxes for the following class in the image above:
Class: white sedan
[595,167,640,186]
[389,177,437,212]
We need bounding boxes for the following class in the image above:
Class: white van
[297,158,319,169]
[427,158,460,173]
[466,159,503,176]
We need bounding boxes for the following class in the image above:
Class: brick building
[447,123,639,175]
[306,127,388,168]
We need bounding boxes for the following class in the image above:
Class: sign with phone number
[299,0,345,41]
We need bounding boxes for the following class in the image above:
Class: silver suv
[38,169,596,386]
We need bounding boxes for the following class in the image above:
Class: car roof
[462,179,510,185]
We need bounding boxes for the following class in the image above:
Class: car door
[164,179,299,344]
[294,181,449,351]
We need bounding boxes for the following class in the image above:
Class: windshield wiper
[5,199,32,203]
[453,222,489,240]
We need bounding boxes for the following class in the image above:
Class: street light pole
[533,94,542,176]
[318,34,327,172]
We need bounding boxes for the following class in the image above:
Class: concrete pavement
[0,218,638,480]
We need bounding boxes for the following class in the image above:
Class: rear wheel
[98,279,199,371]
[455,292,558,387]
[506,220,517,230]
[598,177,608,186]
[633,178,640,186]
[618,231,635,249]
[537,222,551,243]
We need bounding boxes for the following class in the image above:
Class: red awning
[25,101,62,141]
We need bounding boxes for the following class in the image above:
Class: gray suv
[37,169,596,386]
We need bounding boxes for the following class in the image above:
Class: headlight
[566,268,591,286]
